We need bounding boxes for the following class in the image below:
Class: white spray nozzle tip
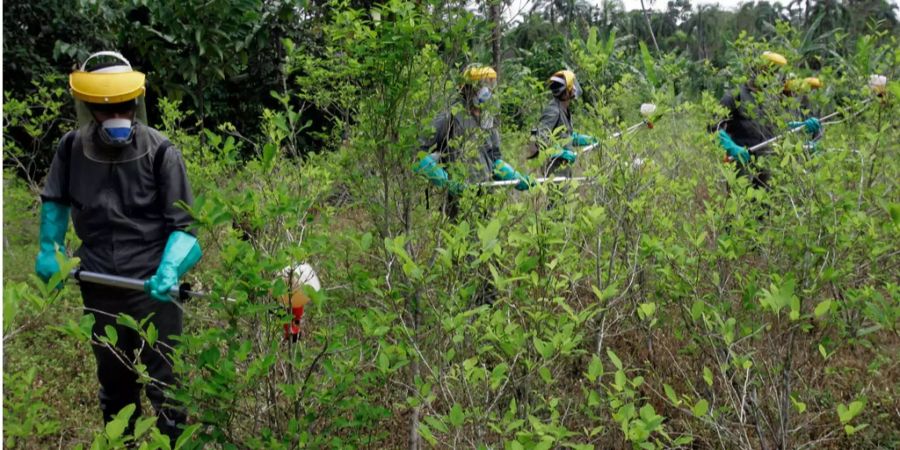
[869,75,887,88]
[869,75,887,94]
[281,263,322,291]
[640,103,657,117]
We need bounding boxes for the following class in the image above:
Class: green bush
[3,2,898,448]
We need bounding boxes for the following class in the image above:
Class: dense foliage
[3,0,899,449]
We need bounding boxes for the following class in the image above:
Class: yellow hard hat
[548,70,581,98]
[69,51,145,104]
[785,77,823,92]
[761,51,788,67]
[462,64,497,84]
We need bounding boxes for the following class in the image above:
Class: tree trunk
[640,0,661,53]
[490,0,502,73]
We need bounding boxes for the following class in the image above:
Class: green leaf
[90,434,106,450]
[105,419,127,441]
[814,299,832,318]
[145,322,158,346]
[423,416,448,434]
[690,300,705,321]
[539,366,553,385]
[703,367,713,386]
[692,399,709,417]
[377,351,390,373]
[639,404,657,422]
[837,399,866,424]
[586,355,603,383]
[491,363,509,390]
[477,219,501,251]
[104,325,118,346]
[360,232,373,250]
[262,142,277,170]
[759,275,797,316]
[631,376,644,388]
[174,424,202,450]
[417,422,437,445]
[789,295,801,321]
[614,369,627,391]
[564,444,594,450]
[533,337,554,359]
[790,395,806,414]
[819,344,829,359]
[106,404,135,440]
[587,389,601,407]
[591,284,617,302]
[449,403,464,427]
[664,384,681,406]
[837,404,850,423]
[607,348,623,370]
[639,41,658,88]
[133,416,155,439]
[507,441,525,450]
[116,314,141,332]
[638,302,656,320]
[886,202,900,225]
[534,437,554,450]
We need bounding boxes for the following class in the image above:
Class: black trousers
[442,191,499,306]
[542,156,572,179]
[736,161,772,191]
[81,284,185,442]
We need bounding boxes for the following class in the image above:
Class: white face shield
[572,79,583,99]
[477,79,499,129]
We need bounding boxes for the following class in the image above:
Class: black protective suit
[40,122,194,440]
[719,84,778,189]
[531,98,575,177]
[420,104,504,304]
[420,104,502,219]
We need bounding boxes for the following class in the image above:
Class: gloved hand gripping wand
[748,108,845,154]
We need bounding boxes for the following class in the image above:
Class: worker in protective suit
[527,69,595,177]
[35,51,201,443]
[414,64,532,219]
[715,51,821,190]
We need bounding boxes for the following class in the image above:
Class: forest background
[3,0,899,449]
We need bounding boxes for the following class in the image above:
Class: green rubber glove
[492,159,532,191]
[549,147,577,164]
[718,130,750,164]
[35,201,70,283]
[414,155,466,195]
[571,132,597,147]
[787,117,821,136]
[144,231,202,302]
